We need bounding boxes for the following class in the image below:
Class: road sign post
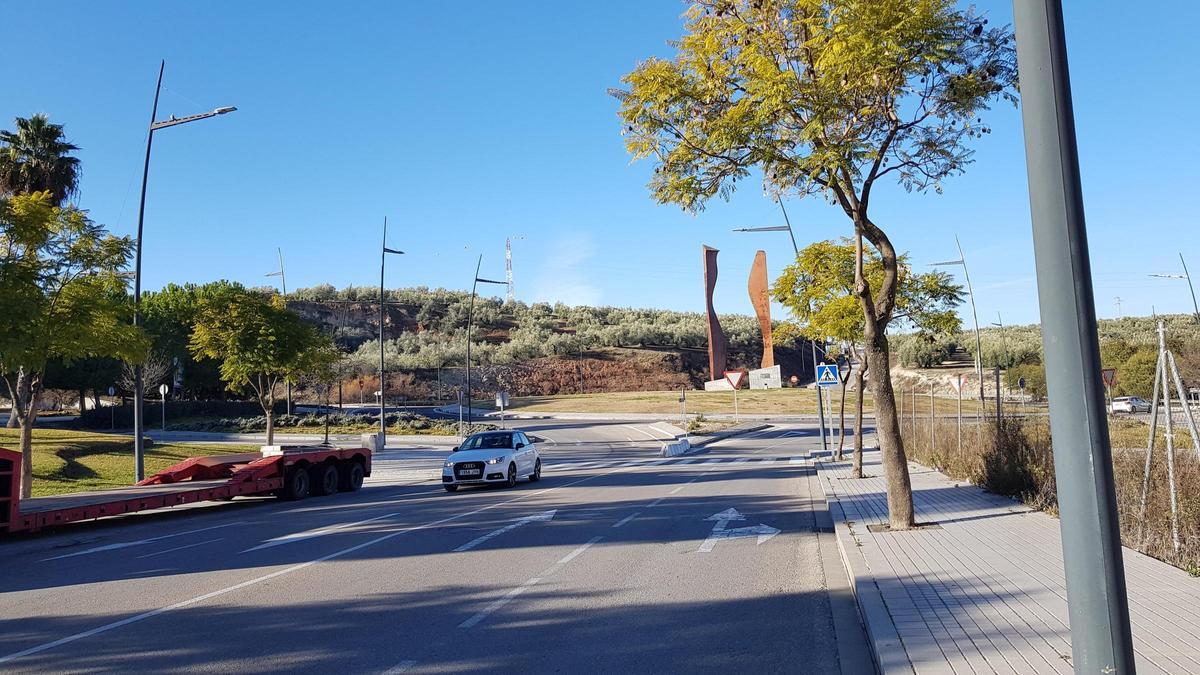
[725,371,746,422]
[107,386,116,431]
[929,383,935,452]
[496,391,509,429]
[158,383,169,432]
[680,387,688,441]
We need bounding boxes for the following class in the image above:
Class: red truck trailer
[0,444,371,534]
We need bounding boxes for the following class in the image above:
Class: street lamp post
[466,255,506,426]
[380,217,404,450]
[132,60,235,481]
[265,247,291,416]
[930,236,985,406]
[733,202,828,454]
[1150,252,1200,324]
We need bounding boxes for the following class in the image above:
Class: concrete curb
[688,423,770,449]
[815,454,914,675]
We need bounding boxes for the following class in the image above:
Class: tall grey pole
[278,247,292,417]
[1181,253,1200,324]
[379,217,387,447]
[956,236,985,405]
[466,255,481,426]
[779,203,828,454]
[131,60,165,483]
[1013,2,1134,672]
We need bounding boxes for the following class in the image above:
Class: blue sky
[4,1,1197,328]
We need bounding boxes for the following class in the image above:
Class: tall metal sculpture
[702,246,728,381]
[748,250,774,368]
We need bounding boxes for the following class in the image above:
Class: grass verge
[0,429,257,497]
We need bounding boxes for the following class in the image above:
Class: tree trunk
[16,376,43,499]
[265,409,275,446]
[852,358,866,479]
[864,331,914,529]
[4,372,26,429]
[836,379,847,460]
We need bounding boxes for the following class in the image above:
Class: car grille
[453,461,485,480]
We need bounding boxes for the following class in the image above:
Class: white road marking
[702,458,725,465]
[135,538,223,559]
[789,456,807,465]
[0,469,619,665]
[669,485,685,494]
[382,660,417,674]
[648,497,666,507]
[459,578,541,629]
[453,510,557,552]
[41,522,246,562]
[557,535,603,564]
[242,511,395,553]
[757,457,777,466]
[730,457,750,465]
[612,512,640,528]
[698,508,780,553]
[623,425,663,441]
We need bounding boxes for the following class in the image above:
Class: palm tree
[0,114,81,205]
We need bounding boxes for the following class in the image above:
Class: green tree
[0,193,148,496]
[773,238,962,475]
[0,115,81,205]
[141,281,246,397]
[1004,362,1047,399]
[190,290,336,445]
[1115,349,1158,399]
[615,0,1016,528]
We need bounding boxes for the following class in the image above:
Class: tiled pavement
[816,449,1200,674]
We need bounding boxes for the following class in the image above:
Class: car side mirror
[514,442,525,450]
[451,446,459,452]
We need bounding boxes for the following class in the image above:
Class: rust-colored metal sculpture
[703,245,727,381]
[748,249,774,368]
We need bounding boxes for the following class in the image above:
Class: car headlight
[444,461,454,468]
[486,456,506,465]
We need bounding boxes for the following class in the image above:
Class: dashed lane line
[135,538,223,560]
[612,512,640,528]
[0,468,624,665]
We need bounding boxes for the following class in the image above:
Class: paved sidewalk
[816,448,1200,675]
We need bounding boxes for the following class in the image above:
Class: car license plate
[460,469,481,476]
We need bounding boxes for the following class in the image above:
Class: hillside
[283,285,815,397]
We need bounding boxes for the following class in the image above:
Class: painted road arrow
[454,509,557,552]
[697,508,780,552]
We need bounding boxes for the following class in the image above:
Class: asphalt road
[0,420,871,674]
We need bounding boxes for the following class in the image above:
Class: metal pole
[1167,351,1200,459]
[956,380,962,456]
[929,382,935,452]
[812,341,827,453]
[956,236,985,405]
[1160,337,1180,555]
[161,389,166,432]
[994,367,1002,421]
[1181,253,1200,324]
[131,60,164,483]
[379,217,387,448]
[279,247,291,417]
[780,202,828,452]
[1013,2,1134,670]
[1138,344,1163,542]
[466,255,481,426]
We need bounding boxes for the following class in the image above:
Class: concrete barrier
[660,439,691,457]
[361,433,383,452]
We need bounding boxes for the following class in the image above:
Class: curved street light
[132,60,235,481]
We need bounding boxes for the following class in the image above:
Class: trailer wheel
[282,466,311,501]
[339,461,365,492]
[311,463,339,496]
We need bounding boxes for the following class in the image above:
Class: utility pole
[1149,252,1200,324]
[266,247,291,416]
[1114,297,1122,318]
[1013,1,1134,671]
[380,217,405,449]
[931,237,985,405]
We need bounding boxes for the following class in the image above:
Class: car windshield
[460,433,515,451]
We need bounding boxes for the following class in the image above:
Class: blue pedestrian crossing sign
[816,364,840,387]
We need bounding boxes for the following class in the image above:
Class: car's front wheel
[444,484,459,493]
[506,463,517,488]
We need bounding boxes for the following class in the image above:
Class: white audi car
[443,430,542,492]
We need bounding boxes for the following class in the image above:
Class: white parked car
[1111,396,1151,414]
[443,430,541,492]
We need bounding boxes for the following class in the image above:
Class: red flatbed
[0,444,372,534]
